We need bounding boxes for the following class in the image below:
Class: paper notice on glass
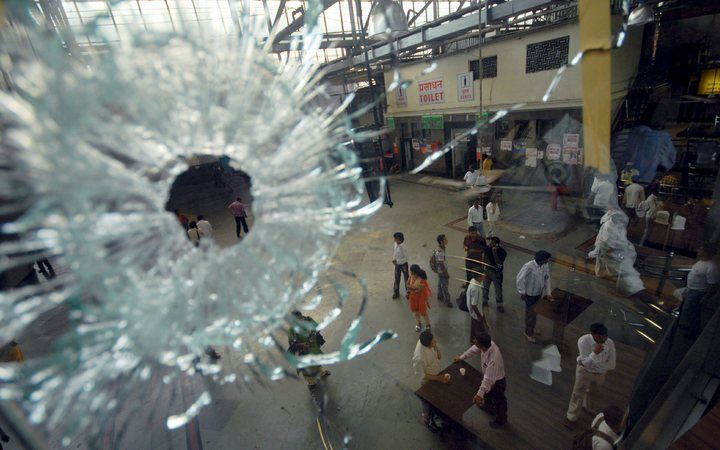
[563,133,580,149]
[525,147,538,167]
[577,148,583,165]
[537,151,544,160]
[546,144,561,161]
[671,214,686,230]
[500,140,512,152]
[482,146,492,155]
[562,147,578,165]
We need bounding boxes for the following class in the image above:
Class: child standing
[408,264,432,332]
[392,232,409,299]
[431,234,453,307]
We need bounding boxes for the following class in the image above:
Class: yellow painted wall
[384,19,642,117]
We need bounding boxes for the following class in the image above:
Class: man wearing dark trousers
[482,237,507,313]
[228,197,250,238]
[454,332,508,428]
[391,232,409,299]
[463,226,486,282]
[516,250,553,343]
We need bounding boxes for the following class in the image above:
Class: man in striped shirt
[454,332,507,428]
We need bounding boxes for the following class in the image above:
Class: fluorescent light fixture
[368,0,408,40]
[628,3,654,26]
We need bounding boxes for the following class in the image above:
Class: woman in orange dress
[407,264,432,332]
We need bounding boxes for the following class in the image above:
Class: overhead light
[628,2,654,26]
[368,0,408,40]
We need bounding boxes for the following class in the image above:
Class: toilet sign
[457,72,474,102]
[418,78,445,105]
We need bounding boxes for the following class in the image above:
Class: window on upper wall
[526,36,569,73]
[469,55,498,80]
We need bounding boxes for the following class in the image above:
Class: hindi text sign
[418,78,445,105]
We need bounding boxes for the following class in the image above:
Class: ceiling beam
[322,0,560,76]
[272,39,356,52]
[271,0,288,28]
[407,0,435,27]
[272,0,342,43]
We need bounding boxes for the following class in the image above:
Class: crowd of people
[173,196,251,246]
[384,197,626,447]
[169,163,717,447]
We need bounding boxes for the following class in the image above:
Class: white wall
[384,19,643,118]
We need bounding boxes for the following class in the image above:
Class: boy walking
[431,234,453,307]
[392,232,409,299]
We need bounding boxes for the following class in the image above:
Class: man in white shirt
[413,331,450,428]
[464,167,478,186]
[515,250,552,343]
[196,215,213,238]
[622,176,645,227]
[679,244,719,338]
[467,272,488,343]
[187,221,201,247]
[622,176,645,209]
[392,232,409,299]
[564,323,616,429]
[638,188,660,246]
[467,198,485,237]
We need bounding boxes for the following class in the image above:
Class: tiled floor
[5,171,669,449]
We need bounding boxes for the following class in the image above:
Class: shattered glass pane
[1,0,718,448]
[0,0,390,444]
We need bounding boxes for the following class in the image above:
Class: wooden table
[415,361,484,425]
[534,288,593,351]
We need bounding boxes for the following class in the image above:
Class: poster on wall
[562,133,580,149]
[395,86,408,107]
[457,72,474,102]
[525,148,538,168]
[537,151,544,160]
[577,148,584,165]
[500,140,512,152]
[418,78,445,105]
[562,147,578,165]
[546,144,561,161]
